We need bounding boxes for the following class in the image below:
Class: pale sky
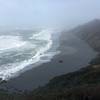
[0,0,100,29]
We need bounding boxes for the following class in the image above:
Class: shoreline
[0,32,96,91]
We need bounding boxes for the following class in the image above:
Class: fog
[0,0,100,29]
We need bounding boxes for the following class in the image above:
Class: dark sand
[0,33,96,91]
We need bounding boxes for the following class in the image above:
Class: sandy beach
[0,32,96,91]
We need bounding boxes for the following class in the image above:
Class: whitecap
[0,35,26,52]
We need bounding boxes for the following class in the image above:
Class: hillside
[69,19,100,52]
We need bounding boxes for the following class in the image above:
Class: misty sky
[0,0,100,29]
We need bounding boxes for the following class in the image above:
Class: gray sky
[0,0,100,29]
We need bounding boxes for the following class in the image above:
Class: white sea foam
[0,30,58,80]
[0,35,26,52]
[30,30,53,40]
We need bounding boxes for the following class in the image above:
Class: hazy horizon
[0,0,100,29]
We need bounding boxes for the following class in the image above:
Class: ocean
[0,29,58,81]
